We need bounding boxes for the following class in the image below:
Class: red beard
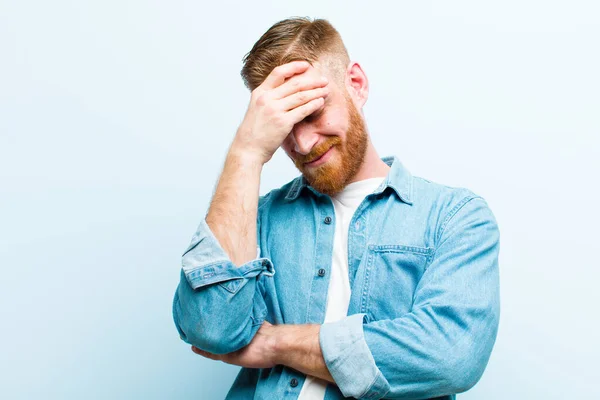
[293,92,368,197]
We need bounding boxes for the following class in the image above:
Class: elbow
[172,285,262,354]
[178,317,259,354]
[179,325,254,355]
[442,335,497,393]
[443,368,478,395]
[447,304,500,393]
[442,359,486,394]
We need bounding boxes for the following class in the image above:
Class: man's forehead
[281,60,339,90]
[310,60,334,78]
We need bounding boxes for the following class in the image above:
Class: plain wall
[1,1,598,398]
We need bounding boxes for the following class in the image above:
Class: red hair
[240,17,351,91]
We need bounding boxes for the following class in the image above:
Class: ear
[345,61,369,108]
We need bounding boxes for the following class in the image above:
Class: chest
[260,195,435,324]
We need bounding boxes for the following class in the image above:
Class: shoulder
[258,175,301,212]
[411,174,498,240]
[413,174,489,210]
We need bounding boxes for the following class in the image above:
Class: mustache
[295,137,342,164]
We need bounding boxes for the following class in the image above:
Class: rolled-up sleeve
[319,196,501,399]
[172,193,275,355]
[180,218,274,291]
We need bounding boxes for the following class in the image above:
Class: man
[172,17,500,400]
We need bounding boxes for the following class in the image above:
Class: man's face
[280,67,368,197]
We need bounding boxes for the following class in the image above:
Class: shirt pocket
[360,244,434,320]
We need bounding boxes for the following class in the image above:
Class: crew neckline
[332,176,386,205]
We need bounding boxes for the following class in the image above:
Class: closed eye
[304,108,324,123]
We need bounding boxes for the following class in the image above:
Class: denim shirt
[172,155,501,400]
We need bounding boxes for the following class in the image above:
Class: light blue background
[1,1,598,399]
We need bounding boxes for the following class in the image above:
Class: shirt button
[318,268,326,277]
[324,216,332,224]
[290,378,298,387]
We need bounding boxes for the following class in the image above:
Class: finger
[261,61,311,90]
[280,86,329,111]
[286,97,326,124]
[272,73,329,101]
[192,346,216,359]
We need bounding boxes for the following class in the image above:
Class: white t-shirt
[297,176,386,400]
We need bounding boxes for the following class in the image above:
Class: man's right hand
[232,60,331,165]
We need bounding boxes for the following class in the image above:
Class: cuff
[181,219,274,291]
[319,313,390,399]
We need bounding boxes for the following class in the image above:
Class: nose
[290,122,319,155]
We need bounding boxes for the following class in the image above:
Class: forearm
[274,324,334,383]
[205,138,264,266]
[173,140,270,353]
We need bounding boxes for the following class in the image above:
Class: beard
[292,91,368,197]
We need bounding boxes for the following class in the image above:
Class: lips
[304,147,331,165]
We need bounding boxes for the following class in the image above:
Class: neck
[347,138,390,183]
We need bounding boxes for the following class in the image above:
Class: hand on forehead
[284,60,329,84]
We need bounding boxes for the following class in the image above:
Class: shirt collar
[284,155,414,205]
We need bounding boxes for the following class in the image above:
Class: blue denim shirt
[172,155,501,399]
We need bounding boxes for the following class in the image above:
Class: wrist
[230,134,270,166]
[272,324,293,366]
[228,142,266,167]
[272,324,321,367]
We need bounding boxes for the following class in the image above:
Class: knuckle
[250,89,261,103]
[273,115,283,126]
[255,93,269,106]
[264,104,277,116]
[272,114,287,128]
[297,93,308,103]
